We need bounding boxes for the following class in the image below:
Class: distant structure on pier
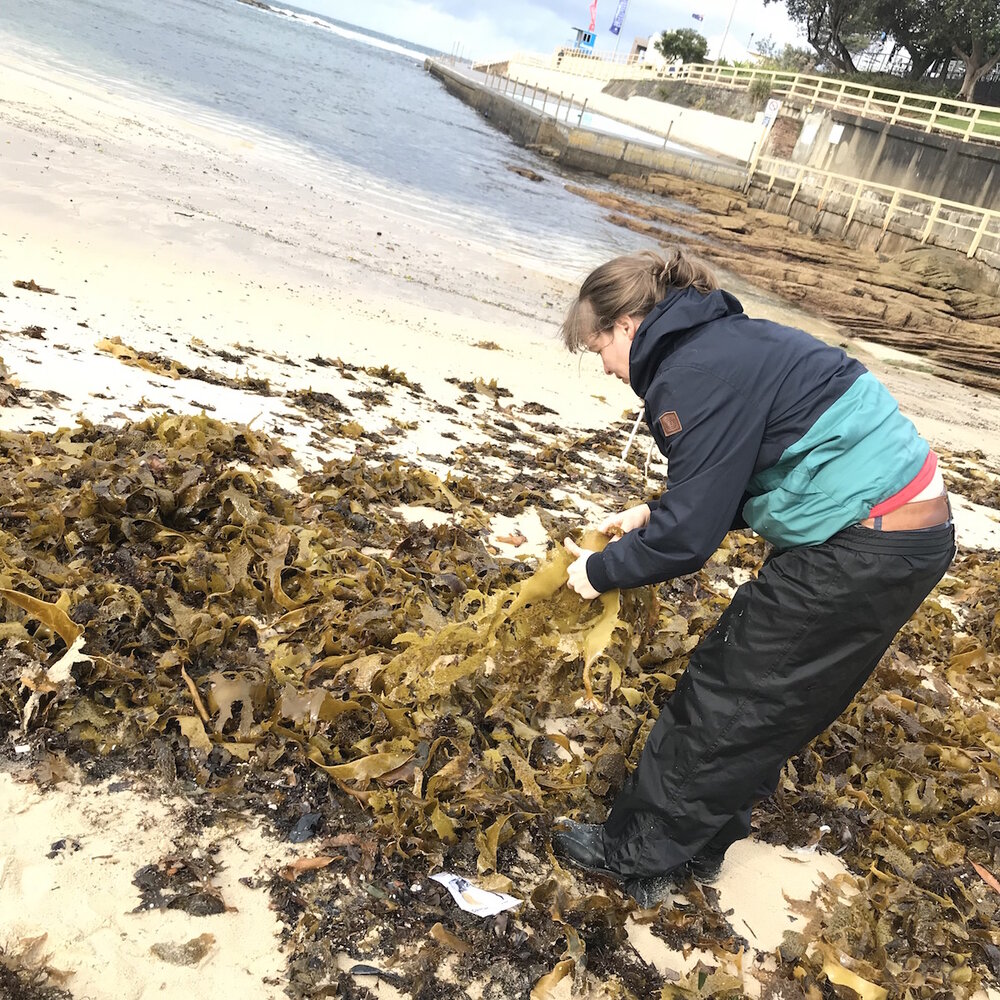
[629,36,649,61]
[571,26,596,51]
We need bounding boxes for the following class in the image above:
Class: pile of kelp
[1,413,999,999]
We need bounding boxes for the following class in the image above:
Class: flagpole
[713,0,738,65]
[611,2,629,61]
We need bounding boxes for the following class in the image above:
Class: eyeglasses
[586,328,615,353]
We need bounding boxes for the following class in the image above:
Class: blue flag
[610,0,628,34]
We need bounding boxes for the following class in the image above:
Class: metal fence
[502,51,1000,146]
[482,72,589,125]
[675,64,1000,145]
[749,155,1000,261]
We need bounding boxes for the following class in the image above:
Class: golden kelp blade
[312,749,414,783]
[502,529,610,621]
[530,959,573,1000]
[359,534,628,817]
[820,952,887,1000]
[383,529,624,707]
[0,588,82,648]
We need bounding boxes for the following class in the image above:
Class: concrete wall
[426,62,558,150]
[619,96,761,162]
[746,176,1000,270]
[603,78,762,122]
[780,106,1000,209]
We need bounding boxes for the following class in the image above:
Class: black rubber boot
[623,874,677,909]
[626,854,723,906]
[551,820,611,876]
[688,849,725,884]
[553,820,685,907]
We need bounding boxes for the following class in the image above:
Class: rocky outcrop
[568,172,1000,393]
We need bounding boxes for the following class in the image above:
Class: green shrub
[748,75,773,107]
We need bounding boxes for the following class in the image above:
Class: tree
[871,0,951,80]
[763,0,879,72]
[755,36,820,72]
[654,28,709,64]
[870,0,1000,97]
[947,0,1000,99]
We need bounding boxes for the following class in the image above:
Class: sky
[307,0,807,63]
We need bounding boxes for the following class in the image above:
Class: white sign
[829,123,845,143]
[761,98,782,128]
[800,122,819,146]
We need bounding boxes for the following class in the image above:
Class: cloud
[305,0,804,61]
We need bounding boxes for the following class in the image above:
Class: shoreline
[2,37,1000,1000]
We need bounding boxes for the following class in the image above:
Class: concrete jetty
[424,59,749,192]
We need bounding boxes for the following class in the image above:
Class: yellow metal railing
[750,155,1000,259]
[674,64,1000,144]
[504,51,1000,145]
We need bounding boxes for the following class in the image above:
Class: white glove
[597,502,651,537]
[563,538,600,599]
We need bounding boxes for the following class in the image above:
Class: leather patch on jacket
[658,410,682,436]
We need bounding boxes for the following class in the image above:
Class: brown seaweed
[1,410,999,998]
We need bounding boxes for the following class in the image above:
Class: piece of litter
[804,824,833,852]
[496,530,527,547]
[349,964,408,989]
[430,872,521,917]
[14,744,31,754]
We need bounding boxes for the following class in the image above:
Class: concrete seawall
[424,60,748,190]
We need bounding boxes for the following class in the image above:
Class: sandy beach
[3,34,1000,1000]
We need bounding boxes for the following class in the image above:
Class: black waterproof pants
[602,520,956,878]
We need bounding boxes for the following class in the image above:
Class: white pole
[714,0,738,66]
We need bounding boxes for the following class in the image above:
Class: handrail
[504,50,1000,146]
[749,155,1000,259]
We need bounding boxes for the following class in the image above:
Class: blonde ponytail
[560,248,718,352]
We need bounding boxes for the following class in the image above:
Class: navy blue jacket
[585,288,929,594]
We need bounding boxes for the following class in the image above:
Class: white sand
[2,38,1000,1000]
[0,767,292,1000]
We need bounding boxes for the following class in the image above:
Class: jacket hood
[629,287,744,398]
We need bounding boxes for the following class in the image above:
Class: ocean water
[0,0,665,278]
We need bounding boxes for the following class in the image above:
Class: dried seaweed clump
[1,355,23,407]
[0,941,74,1000]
